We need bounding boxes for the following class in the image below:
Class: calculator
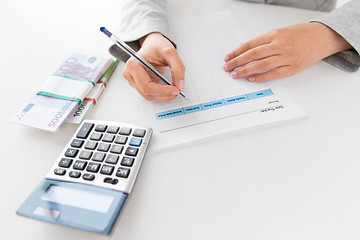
[17,120,152,234]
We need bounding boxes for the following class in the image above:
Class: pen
[100,27,187,100]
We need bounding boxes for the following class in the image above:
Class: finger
[162,48,186,91]
[131,82,179,101]
[225,33,272,62]
[126,72,179,101]
[127,58,180,99]
[224,44,276,72]
[230,55,284,79]
[247,65,292,82]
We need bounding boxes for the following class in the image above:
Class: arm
[224,0,359,82]
[311,0,360,72]
[116,0,173,43]
[239,0,336,12]
[116,0,185,101]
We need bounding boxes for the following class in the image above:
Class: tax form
[140,11,306,151]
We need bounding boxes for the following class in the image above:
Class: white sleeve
[116,0,173,42]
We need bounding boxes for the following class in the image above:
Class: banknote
[11,95,78,132]
[66,60,119,124]
[11,53,113,132]
[52,53,112,84]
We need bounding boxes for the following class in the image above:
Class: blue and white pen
[100,27,187,100]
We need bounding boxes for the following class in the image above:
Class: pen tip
[100,27,105,32]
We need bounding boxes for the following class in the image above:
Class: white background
[1,0,360,240]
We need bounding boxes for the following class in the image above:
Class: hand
[223,22,352,82]
[122,32,185,101]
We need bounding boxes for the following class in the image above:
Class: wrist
[139,32,165,46]
[309,22,351,57]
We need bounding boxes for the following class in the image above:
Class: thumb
[164,49,186,91]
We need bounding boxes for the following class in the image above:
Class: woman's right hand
[122,32,186,101]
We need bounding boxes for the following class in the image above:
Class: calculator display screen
[41,185,114,213]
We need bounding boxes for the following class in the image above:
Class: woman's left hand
[223,22,351,82]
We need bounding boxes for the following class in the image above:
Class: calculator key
[104,177,119,185]
[86,162,101,173]
[107,126,119,134]
[116,167,130,178]
[110,144,123,154]
[100,165,114,175]
[125,147,138,156]
[70,139,84,148]
[133,129,146,137]
[85,141,98,150]
[115,136,127,145]
[83,173,95,181]
[73,160,87,170]
[102,134,115,143]
[58,158,73,168]
[119,127,132,135]
[54,168,66,176]
[105,154,119,164]
[97,143,110,152]
[129,137,142,147]
[69,171,81,178]
[90,132,103,141]
[95,124,107,132]
[92,152,106,162]
[65,148,79,158]
[79,150,93,160]
[76,122,94,139]
[121,157,134,167]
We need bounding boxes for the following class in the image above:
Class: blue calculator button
[129,137,142,147]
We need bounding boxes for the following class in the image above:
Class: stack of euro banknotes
[11,53,119,133]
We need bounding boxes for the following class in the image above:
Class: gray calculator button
[90,132,103,141]
[115,136,127,144]
[86,162,101,173]
[100,165,114,175]
[79,150,93,160]
[85,141,98,150]
[58,158,73,168]
[54,168,66,176]
[65,148,78,158]
[102,134,115,143]
[107,126,119,134]
[95,124,107,132]
[98,143,110,152]
[92,152,106,162]
[116,167,130,178]
[125,147,138,156]
[119,127,132,135]
[105,154,119,164]
[133,129,146,137]
[110,144,123,154]
[121,157,134,167]
[83,173,95,181]
[104,178,118,185]
[69,171,81,178]
[73,160,87,170]
[70,139,84,148]
[76,122,94,139]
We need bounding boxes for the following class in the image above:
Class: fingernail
[248,76,255,81]
[223,64,229,71]
[225,55,230,62]
[172,91,179,96]
[231,71,237,78]
[179,80,185,91]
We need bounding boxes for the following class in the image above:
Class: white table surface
[2,0,360,239]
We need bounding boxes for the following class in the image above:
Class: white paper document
[141,11,305,151]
